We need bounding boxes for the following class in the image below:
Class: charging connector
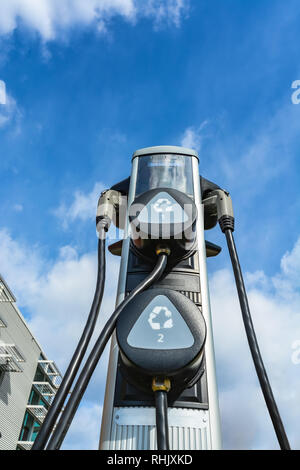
[96,189,122,235]
[203,189,234,232]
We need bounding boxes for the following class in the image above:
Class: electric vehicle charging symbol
[148,306,174,330]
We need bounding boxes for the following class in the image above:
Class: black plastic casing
[116,289,206,401]
[129,188,197,263]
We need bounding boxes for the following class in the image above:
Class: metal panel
[32,381,56,404]
[38,360,61,388]
[33,381,56,396]
[27,405,48,424]
[0,343,26,362]
[17,441,33,450]
[109,407,211,450]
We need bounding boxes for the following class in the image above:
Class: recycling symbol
[137,192,188,225]
[152,198,174,213]
[126,295,194,350]
[148,306,174,330]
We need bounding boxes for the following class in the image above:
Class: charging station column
[100,146,222,450]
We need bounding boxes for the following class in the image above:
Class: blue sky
[0,0,300,450]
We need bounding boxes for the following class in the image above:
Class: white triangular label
[127,295,194,350]
[138,192,188,224]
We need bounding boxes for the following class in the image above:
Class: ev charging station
[100,146,222,450]
[32,145,290,451]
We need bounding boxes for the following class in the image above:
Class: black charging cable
[219,214,291,450]
[152,377,170,450]
[46,252,168,450]
[32,217,110,450]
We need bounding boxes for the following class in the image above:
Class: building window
[28,388,49,410]
[19,412,41,442]
[34,366,46,383]
[17,358,61,449]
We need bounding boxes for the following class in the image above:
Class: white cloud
[0,79,6,104]
[0,0,189,41]
[53,180,125,241]
[13,203,23,212]
[142,0,189,28]
[0,228,44,304]
[215,101,300,198]
[180,121,208,153]
[0,0,135,40]
[0,92,22,130]
[62,402,103,450]
[53,182,105,229]
[279,237,300,289]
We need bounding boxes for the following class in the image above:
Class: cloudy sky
[0,0,300,450]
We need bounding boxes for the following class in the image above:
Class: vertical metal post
[192,157,222,449]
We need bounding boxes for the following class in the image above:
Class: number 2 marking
[158,334,164,343]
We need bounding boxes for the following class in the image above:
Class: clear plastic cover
[135,154,194,196]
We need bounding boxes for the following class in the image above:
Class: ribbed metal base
[106,407,211,450]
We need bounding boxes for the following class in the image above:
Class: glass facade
[18,412,40,443]
[17,354,58,450]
